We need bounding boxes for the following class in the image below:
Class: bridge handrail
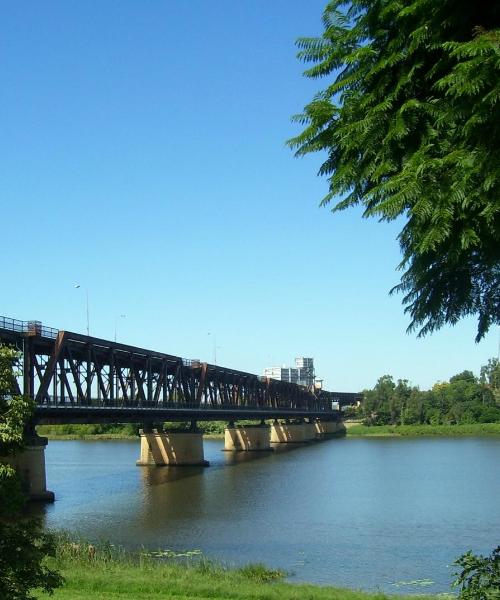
[0,316,58,339]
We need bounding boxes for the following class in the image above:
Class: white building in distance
[263,357,315,388]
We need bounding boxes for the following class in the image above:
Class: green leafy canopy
[288,0,500,341]
[0,346,63,599]
[453,546,500,599]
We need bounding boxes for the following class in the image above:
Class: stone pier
[304,421,317,441]
[270,420,312,443]
[224,424,271,451]
[136,428,209,466]
[2,433,55,502]
[314,420,346,437]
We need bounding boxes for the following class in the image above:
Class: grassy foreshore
[37,432,224,440]
[346,422,500,437]
[37,421,500,440]
[36,422,226,440]
[39,540,445,600]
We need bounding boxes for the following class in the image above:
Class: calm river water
[35,436,500,595]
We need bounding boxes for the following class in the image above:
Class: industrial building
[263,357,315,388]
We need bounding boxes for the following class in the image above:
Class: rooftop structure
[263,357,315,388]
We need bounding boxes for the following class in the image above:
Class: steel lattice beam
[0,318,361,424]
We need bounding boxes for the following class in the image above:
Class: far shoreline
[38,422,500,441]
[345,422,500,437]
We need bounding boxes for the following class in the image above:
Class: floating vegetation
[142,548,203,559]
[391,578,434,587]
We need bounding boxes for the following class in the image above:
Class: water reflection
[223,449,273,466]
[141,465,206,486]
[139,466,207,528]
[270,441,310,454]
[39,436,500,595]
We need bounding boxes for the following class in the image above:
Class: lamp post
[74,284,90,336]
[114,314,126,343]
[207,332,220,365]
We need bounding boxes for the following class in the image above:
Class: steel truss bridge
[0,316,360,424]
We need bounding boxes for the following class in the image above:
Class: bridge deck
[0,316,360,424]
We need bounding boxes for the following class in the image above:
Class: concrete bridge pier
[136,426,209,466]
[2,432,55,502]
[314,419,346,437]
[270,419,312,443]
[304,419,318,441]
[224,421,272,451]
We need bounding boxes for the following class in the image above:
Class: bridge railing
[35,395,336,415]
[0,316,58,339]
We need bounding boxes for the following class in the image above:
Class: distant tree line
[37,420,229,438]
[359,358,500,426]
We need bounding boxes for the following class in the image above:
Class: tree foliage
[454,546,500,599]
[362,358,500,426]
[480,357,500,403]
[0,345,62,600]
[288,0,500,341]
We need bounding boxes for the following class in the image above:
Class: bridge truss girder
[2,326,360,424]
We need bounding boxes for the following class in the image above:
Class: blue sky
[1,1,497,391]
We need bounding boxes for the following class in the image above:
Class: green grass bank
[36,421,227,440]
[345,422,500,437]
[39,539,447,600]
[37,421,500,440]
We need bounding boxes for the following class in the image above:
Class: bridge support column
[2,433,54,502]
[224,424,271,451]
[136,429,209,466]
[303,420,317,441]
[314,420,346,437]
[270,420,310,443]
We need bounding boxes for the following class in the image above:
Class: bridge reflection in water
[0,315,359,502]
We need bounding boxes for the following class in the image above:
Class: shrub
[453,546,500,599]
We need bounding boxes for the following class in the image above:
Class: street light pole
[75,284,90,336]
[114,314,126,343]
[86,289,90,336]
[207,332,218,365]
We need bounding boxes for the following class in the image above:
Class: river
[34,436,500,595]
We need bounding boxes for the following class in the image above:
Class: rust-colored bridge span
[0,316,360,424]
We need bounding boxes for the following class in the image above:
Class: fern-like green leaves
[288,0,500,341]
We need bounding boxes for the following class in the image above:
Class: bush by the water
[454,546,500,599]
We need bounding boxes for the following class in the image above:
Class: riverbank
[37,436,498,594]
[346,422,500,437]
[36,422,226,440]
[38,432,224,440]
[37,422,500,440]
[40,540,445,600]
